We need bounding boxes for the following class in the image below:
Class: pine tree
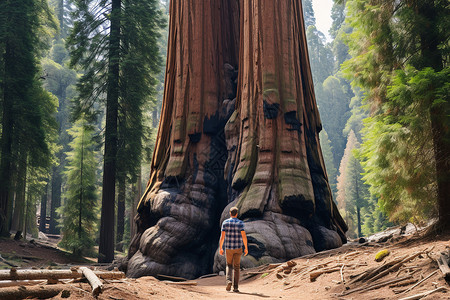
[343,0,450,227]
[0,0,57,235]
[344,151,369,238]
[67,0,165,262]
[336,130,357,218]
[42,39,78,235]
[59,118,98,256]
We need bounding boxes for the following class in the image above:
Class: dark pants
[225,248,242,288]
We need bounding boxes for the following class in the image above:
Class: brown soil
[1,231,449,300]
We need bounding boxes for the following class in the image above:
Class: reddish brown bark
[128,0,346,279]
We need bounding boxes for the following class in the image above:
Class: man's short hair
[230,207,239,216]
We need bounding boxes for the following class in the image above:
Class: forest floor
[0,226,449,300]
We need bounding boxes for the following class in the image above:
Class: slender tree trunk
[355,176,361,237]
[39,184,49,233]
[116,177,126,251]
[98,0,121,263]
[11,150,27,234]
[49,167,62,234]
[79,128,84,240]
[130,169,141,238]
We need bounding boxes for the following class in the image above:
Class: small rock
[61,290,71,298]
[283,268,291,275]
[219,271,225,276]
[286,260,297,268]
[325,286,331,291]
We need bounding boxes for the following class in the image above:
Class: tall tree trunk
[0,32,15,237]
[39,184,49,233]
[116,177,126,252]
[49,167,62,234]
[418,3,450,230]
[98,0,121,263]
[128,0,346,279]
[130,169,141,239]
[11,150,27,234]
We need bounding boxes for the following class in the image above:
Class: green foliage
[342,0,450,226]
[359,67,449,224]
[319,75,352,166]
[58,118,99,256]
[319,130,337,199]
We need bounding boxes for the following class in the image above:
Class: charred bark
[128,0,346,279]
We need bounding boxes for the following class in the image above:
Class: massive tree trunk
[127,0,346,279]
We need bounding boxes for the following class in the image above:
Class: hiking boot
[226,282,232,291]
[233,288,239,293]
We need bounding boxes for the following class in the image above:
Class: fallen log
[80,267,103,297]
[398,286,447,300]
[0,284,68,300]
[0,280,46,288]
[0,268,125,281]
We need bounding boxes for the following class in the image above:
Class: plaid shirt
[221,217,245,249]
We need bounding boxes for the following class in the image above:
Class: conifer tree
[343,0,449,228]
[344,151,369,238]
[59,118,98,256]
[0,0,57,235]
[68,0,165,262]
[336,130,358,224]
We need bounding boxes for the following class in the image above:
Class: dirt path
[1,230,450,300]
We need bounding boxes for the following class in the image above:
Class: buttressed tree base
[127,0,347,279]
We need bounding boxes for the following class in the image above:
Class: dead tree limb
[436,254,450,281]
[0,268,125,281]
[0,284,68,300]
[80,267,103,297]
[398,286,447,300]
[402,269,438,294]
[341,275,413,296]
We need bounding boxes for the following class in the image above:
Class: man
[219,207,248,292]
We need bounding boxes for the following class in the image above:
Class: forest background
[0,0,448,262]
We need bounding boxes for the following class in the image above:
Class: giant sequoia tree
[127,0,347,279]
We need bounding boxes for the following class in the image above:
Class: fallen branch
[402,269,438,294]
[163,280,197,286]
[0,284,68,300]
[389,278,417,288]
[156,274,187,282]
[80,267,103,297]
[0,255,18,267]
[310,267,342,282]
[436,254,450,281]
[341,275,413,296]
[398,286,447,300]
[367,251,424,283]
